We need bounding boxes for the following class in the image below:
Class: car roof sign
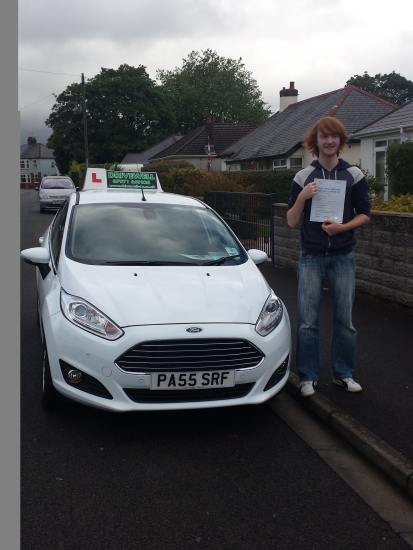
[83,168,163,192]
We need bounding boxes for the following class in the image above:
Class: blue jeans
[296,251,357,381]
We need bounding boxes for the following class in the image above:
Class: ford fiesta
[21,169,291,412]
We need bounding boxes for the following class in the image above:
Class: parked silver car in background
[36,176,76,212]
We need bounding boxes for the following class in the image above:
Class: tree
[157,50,271,131]
[46,64,176,173]
[346,71,413,105]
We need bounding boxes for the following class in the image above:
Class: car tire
[41,343,63,411]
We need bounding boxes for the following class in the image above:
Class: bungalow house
[352,99,413,199]
[147,118,257,171]
[223,82,397,172]
[120,134,184,170]
[20,137,58,188]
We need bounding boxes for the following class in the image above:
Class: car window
[50,201,69,268]
[67,204,245,265]
[41,178,74,189]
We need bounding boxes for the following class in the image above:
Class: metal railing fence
[203,191,276,263]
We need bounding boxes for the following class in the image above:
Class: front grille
[123,383,255,403]
[115,339,264,373]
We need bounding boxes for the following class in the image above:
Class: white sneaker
[333,378,362,392]
[300,381,317,397]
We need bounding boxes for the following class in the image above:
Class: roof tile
[224,87,397,162]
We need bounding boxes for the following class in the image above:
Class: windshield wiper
[202,254,241,266]
[105,260,199,266]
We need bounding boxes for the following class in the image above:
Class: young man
[287,117,370,397]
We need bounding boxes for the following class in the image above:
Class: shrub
[151,167,299,200]
[78,162,120,173]
[228,169,298,202]
[185,171,245,197]
[361,168,386,198]
[386,142,413,195]
[142,160,194,173]
[370,193,413,213]
[162,167,205,195]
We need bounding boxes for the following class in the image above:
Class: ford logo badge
[186,327,203,333]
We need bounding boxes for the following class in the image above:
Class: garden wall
[273,204,413,310]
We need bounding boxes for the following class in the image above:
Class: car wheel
[41,344,63,411]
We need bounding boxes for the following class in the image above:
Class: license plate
[151,370,235,390]
[52,200,63,204]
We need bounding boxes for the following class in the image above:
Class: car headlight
[40,193,49,199]
[60,288,124,340]
[255,292,283,336]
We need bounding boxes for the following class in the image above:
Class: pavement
[258,261,413,499]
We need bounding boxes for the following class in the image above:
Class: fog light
[67,369,82,384]
[276,359,288,375]
[263,355,289,392]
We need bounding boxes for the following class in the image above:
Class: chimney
[27,136,37,146]
[279,82,298,112]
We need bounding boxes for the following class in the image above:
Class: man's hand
[301,182,318,200]
[322,220,344,236]
[287,181,319,229]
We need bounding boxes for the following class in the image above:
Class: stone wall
[273,204,413,309]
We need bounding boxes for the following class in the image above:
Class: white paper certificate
[310,178,347,223]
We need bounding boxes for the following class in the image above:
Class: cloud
[19,0,413,145]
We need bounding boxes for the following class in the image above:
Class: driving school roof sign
[83,168,163,191]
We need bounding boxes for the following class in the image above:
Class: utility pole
[81,73,89,169]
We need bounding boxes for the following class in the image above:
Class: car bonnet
[59,259,272,327]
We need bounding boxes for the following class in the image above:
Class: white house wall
[359,138,374,174]
[341,143,361,167]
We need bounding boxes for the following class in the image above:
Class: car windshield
[41,178,74,189]
[67,203,245,266]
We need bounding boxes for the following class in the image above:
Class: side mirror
[20,248,51,279]
[248,249,268,265]
[34,187,39,191]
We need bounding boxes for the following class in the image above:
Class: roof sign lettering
[107,171,157,189]
[83,168,162,192]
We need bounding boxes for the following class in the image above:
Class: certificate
[310,178,347,223]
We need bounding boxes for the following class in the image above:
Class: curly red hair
[303,117,349,158]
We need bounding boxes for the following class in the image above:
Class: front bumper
[39,198,66,210]
[43,309,291,411]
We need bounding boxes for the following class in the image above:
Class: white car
[21,169,291,412]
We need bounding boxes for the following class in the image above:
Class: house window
[51,162,56,168]
[20,174,31,183]
[375,138,400,147]
[273,159,287,169]
[33,160,37,168]
[228,164,240,171]
[34,173,39,183]
[20,159,30,169]
[289,158,303,168]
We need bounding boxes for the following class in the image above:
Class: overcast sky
[18,0,413,147]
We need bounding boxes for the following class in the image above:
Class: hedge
[141,165,298,201]
[227,169,298,202]
[386,142,413,195]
